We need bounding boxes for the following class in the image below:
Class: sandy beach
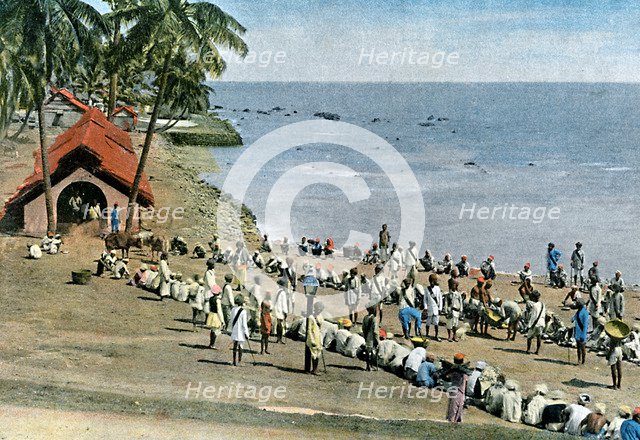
[0,127,638,439]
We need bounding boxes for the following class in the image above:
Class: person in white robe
[274,279,289,344]
[203,260,216,292]
[404,241,418,282]
[112,258,130,279]
[501,380,522,423]
[231,296,250,366]
[158,253,171,300]
[389,244,403,281]
[523,384,548,426]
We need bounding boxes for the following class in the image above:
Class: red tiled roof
[113,105,138,125]
[48,87,90,112]
[2,108,154,214]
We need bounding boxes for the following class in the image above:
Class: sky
[86,0,640,82]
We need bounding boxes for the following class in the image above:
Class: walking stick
[244,336,258,365]
[321,349,327,373]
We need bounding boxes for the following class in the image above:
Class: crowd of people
[72,221,639,436]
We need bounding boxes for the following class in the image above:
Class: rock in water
[314,112,340,121]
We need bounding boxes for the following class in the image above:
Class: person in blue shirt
[572,298,589,365]
[399,306,422,339]
[415,352,438,388]
[110,203,120,233]
[620,407,640,440]
[547,242,562,286]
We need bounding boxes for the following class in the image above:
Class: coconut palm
[123,0,247,231]
[0,0,107,233]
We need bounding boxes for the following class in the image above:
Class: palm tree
[0,0,107,233]
[156,52,214,133]
[123,0,247,231]
[104,0,139,120]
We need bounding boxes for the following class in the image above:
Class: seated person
[112,258,130,279]
[562,285,581,306]
[260,234,272,253]
[192,243,207,259]
[324,238,335,256]
[404,345,426,382]
[419,249,435,272]
[455,255,470,277]
[436,254,453,274]
[280,237,290,255]
[551,264,568,289]
[310,238,323,256]
[252,251,265,269]
[96,250,117,276]
[128,263,149,287]
[415,352,438,388]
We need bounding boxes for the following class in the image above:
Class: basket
[338,318,353,329]
[604,319,630,341]
[410,336,429,348]
[484,309,507,329]
[72,270,93,285]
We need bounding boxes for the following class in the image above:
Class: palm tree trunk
[107,19,121,121]
[156,107,188,133]
[37,100,55,233]
[10,106,33,140]
[125,50,173,232]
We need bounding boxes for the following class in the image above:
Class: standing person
[588,261,600,285]
[547,243,562,286]
[345,268,361,324]
[158,253,171,301]
[423,273,443,341]
[274,278,289,344]
[204,259,216,291]
[480,256,496,281]
[572,298,589,365]
[389,243,403,281]
[221,274,235,333]
[110,203,120,233]
[188,279,204,331]
[496,298,522,342]
[379,224,390,262]
[445,353,469,424]
[68,191,83,222]
[207,285,224,349]
[608,336,623,390]
[305,302,324,375]
[230,295,249,367]
[480,281,494,335]
[469,277,486,334]
[362,306,379,371]
[525,290,546,355]
[232,241,251,291]
[620,407,640,440]
[404,241,418,284]
[370,264,387,324]
[587,276,603,330]
[446,279,464,342]
[571,242,585,287]
[260,299,272,355]
[282,257,297,315]
[609,272,625,320]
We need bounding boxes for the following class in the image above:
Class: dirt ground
[0,126,638,439]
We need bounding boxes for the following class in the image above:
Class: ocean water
[204,82,640,282]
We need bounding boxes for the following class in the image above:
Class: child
[260,300,273,354]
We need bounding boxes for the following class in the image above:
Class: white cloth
[405,347,426,373]
[523,395,547,425]
[404,245,418,268]
[563,404,591,435]
[502,390,522,423]
[230,306,249,342]
[158,260,171,297]
[177,282,189,302]
[424,285,443,317]
[466,370,482,396]
[370,273,388,304]
[274,288,288,320]
[29,245,42,259]
[588,284,602,317]
[606,416,627,440]
[204,269,216,291]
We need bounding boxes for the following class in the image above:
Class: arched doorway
[57,181,108,225]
